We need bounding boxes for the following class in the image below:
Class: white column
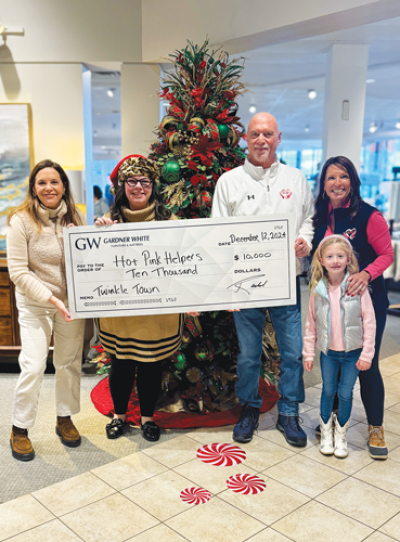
[121,63,160,157]
[322,44,369,170]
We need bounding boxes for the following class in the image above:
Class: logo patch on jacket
[344,228,357,240]
[280,189,292,200]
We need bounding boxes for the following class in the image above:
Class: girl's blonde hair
[309,235,359,291]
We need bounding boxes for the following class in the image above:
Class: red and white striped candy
[196,443,246,466]
[226,474,266,495]
[180,487,211,505]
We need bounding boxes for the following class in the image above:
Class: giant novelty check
[64,214,296,319]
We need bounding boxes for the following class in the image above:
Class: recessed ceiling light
[308,90,317,100]
[396,121,400,130]
[249,105,257,114]
[369,123,377,133]
[304,126,310,132]
[107,89,114,98]
[366,79,376,84]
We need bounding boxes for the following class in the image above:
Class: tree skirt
[91,377,279,429]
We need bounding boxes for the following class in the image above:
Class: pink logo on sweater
[344,228,357,240]
[280,189,292,200]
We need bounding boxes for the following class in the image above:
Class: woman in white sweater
[7,159,86,461]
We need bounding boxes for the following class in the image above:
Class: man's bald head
[247,112,281,168]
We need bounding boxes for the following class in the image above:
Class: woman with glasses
[95,155,184,442]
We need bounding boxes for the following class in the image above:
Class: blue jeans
[320,348,361,426]
[233,277,304,415]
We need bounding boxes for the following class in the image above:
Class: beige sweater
[7,202,86,303]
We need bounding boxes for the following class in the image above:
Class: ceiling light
[107,89,114,98]
[366,79,376,84]
[369,123,377,133]
[304,126,310,133]
[308,90,317,100]
[396,121,400,130]
[249,105,257,114]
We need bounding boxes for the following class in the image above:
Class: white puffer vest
[314,275,363,355]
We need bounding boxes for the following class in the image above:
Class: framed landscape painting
[0,103,33,256]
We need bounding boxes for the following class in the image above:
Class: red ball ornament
[200,191,212,207]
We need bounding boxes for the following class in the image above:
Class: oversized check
[64,214,296,318]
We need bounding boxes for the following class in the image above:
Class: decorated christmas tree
[148,39,280,414]
[92,39,280,421]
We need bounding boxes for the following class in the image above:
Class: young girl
[303,235,375,458]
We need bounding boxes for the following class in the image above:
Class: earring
[322,191,327,199]
[350,189,354,196]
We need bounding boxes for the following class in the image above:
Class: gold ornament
[186,367,202,383]
[160,116,181,136]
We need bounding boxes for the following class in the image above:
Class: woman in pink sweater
[303,235,376,458]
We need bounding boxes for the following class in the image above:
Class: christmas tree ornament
[194,339,215,362]
[182,329,193,344]
[204,100,219,116]
[160,116,181,135]
[200,191,212,207]
[175,353,187,371]
[165,132,184,153]
[161,160,181,183]
[217,123,230,140]
[188,117,205,133]
[186,367,202,383]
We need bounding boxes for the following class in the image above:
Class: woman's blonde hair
[8,159,84,230]
[309,235,359,291]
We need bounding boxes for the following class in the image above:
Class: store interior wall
[0,63,84,169]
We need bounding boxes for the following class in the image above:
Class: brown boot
[10,426,35,461]
[368,425,388,460]
[56,416,81,447]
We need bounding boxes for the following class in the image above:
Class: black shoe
[276,414,307,447]
[233,403,260,443]
[140,421,160,442]
[106,418,127,440]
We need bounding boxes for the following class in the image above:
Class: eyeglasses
[125,178,153,188]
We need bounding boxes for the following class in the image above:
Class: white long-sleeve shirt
[211,156,315,274]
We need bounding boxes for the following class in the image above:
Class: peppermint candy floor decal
[196,443,246,466]
[180,487,211,505]
[226,474,266,495]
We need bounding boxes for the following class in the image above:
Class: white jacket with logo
[211,156,315,274]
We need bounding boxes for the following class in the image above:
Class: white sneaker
[334,414,350,458]
[319,414,334,455]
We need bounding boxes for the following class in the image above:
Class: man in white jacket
[212,112,314,446]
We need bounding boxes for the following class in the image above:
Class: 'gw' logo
[247,195,255,200]
[75,238,101,250]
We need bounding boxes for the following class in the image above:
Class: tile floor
[1,353,400,542]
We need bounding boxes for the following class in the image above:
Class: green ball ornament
[162,160,181,183]
[175,353,187,371]
[218,123,230,140]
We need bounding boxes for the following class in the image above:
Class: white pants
[13,293,85,429]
